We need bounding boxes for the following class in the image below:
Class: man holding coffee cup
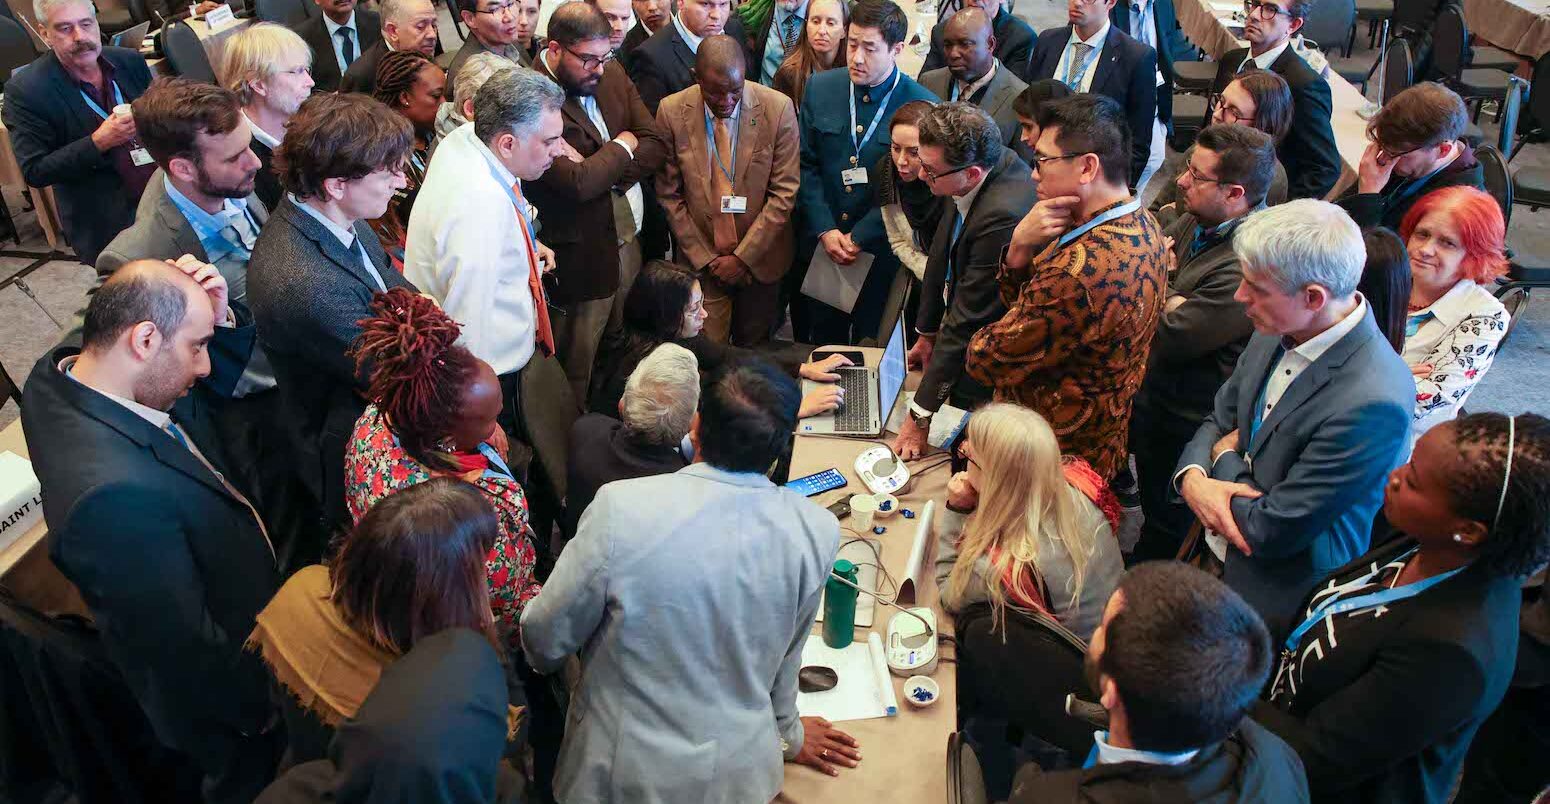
[3,0,155,265]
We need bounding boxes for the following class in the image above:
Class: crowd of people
[5,0,1549,799]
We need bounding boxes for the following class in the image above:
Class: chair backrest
[1300,0,1357,58]
[1499,75,1526,158]
[1430,4,1467,79]
[0,16,34,86]
[161,20,216,82]
[254,0,310,26]
[0,356,19,411]
[1382,37,1414,105]
[1475,144,1513,225]
[946,731,989,804]
[1526,50,1550,138]
[956,602,1093,758]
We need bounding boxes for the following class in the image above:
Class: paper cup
[849,493,877,531]
[112,103,132,119]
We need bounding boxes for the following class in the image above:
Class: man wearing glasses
[1218,0,1339,200]
[892,102,1032,460]
[965,94,1167,482]
[528,2,668,402]
[446,0,527,95]
[1338,82,1483,232]
[1130,123,1277,563]
[292,0,382,92]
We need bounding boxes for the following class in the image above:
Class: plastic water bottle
[822,559,860,649]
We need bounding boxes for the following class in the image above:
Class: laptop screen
[878,317,907,414]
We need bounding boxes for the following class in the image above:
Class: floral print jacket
[1401,279,1509,443]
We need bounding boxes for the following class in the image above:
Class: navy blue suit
[1028,25,1157,188]
[1221,46,1341,200]
[796,67,937,343]
[1110,0,1194,128]
[920,6,1038,81]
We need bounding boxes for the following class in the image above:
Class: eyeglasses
[1242,0,1295,21]
[564,44,617,71]
[1184,164,1234,187]
[921,162,973,182]
[1373,141,1429,161]
[1031,151,1087,169]
[473,0,517,17]
[1210,95,1255,125]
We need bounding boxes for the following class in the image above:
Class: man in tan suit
[655,34,800,345]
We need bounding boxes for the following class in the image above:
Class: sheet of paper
[796,632,896,723]
[800,249,874,314]
[885,391,971,447]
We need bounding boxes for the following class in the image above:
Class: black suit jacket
[914,148,1034,414]
[292,9,382,93]
[246,197,415,522]
[1028,25,1157,187]
[627,16,751,114]
[564,413,688,535]
[339,38,388,94]
[1,47,153,266]
[620,21,652,69]
[1220,46,1339,200]
[921,6,1037,82]
[250,135,282,212]
[1253,536,1522,803]
[1110,0,1192,126]
[20,328,277,765]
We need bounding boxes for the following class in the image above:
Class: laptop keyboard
[834,368,871,432]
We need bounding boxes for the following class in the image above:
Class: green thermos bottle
[823,559,860,649]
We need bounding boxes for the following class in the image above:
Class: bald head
[382,0,438,55]
[82,260,200,353]
[694,35,746,118]
[942,7,996,83]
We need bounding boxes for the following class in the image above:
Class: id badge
[720,195,748,214]
[841,167,869,186]
[130,147,154,166]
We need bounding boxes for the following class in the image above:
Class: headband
[1492,415,1516,532]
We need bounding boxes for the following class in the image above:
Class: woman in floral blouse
[1399,186,1510,444]
[343,287,541,653]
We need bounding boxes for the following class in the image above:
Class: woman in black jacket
[1252,411,1550,803]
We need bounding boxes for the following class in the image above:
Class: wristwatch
[909,408,933,429]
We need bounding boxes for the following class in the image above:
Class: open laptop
[797,316,907,438]
[111,20,151,49]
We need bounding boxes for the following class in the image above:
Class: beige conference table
[1464,0,1550,58]
[1174,0,1372,200]
[776,351,959,803]
[0,418,87,618]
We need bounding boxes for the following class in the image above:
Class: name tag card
[841,167,869,186]
[720,195,748,214]
[205,4,236,30]
[130,147,154,166]
[0,452,42,555]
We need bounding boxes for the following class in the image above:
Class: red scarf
[990,457,1120,613]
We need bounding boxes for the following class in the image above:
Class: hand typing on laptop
[798,354,854,418]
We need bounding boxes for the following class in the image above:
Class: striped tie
[781,14,801,52]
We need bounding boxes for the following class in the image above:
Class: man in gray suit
[917,8,1027,149]
[521,359,862,802]
[1173,199,1414,638]
[1130,123,1274,563]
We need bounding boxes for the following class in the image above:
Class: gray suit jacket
[919,60,1028,148]
[1176,306,1414,637]
[520,462,840,804]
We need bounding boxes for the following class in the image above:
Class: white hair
[621,343,700,446]
[34,0,90,24]
[454,52,516,113]
[472,66,565,143]
[1232,199,1365,298]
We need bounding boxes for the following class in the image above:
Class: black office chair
[1173,59,1218,96]
[1302,0,1357,58]
[160,19,216,82]
[1509,53,1550,210]
[1497,75,1527,159]
[1476,144,1513,226]
[946,731,989,804]
[253,0,310,25]
[0,357,20,411]
[956,602,1093,760]
[1433,4,1515,122]
[1350,0,1391,52]
[0,17,34,88]
[1380,36,1413,104]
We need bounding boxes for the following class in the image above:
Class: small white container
[903,675,939,708]
[872,493,900,519]
[849,493,877,531]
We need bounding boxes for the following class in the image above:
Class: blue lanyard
[704,106,739,189]
[1282,549,1465,653]
[1061,39,1103,90]
[1386,162,1448,205]
[1056,198,1141,249]
[78,79,125,121]
[848,70,902,162]
[476,440,515,482]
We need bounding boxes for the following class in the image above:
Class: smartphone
[786,467,847,497]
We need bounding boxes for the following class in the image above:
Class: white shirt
[289,194,387,292]
[673,12,705,53]
[61,355,172,429]
[1092,730,1200,767]
[1402,279,1508,441]
[1053,21,1109,93]
[951,59,997,102]
[1244,38,1291,71]
[403,123,537,376]
[323,11,359,75]
[243,111,281,150]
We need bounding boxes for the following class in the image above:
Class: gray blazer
[1175,306,1414,637]
[919,59,1028,148]
[520,462,841,804]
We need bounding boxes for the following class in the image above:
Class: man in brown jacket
[528,1,667,401]
[655,35,799,345]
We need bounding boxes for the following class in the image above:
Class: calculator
[786,467,847,497]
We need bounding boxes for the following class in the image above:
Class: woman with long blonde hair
[770,0,849,109]
[934,404,1124,639]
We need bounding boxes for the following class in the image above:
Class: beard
[195,162,256,200]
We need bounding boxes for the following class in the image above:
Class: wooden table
[1173,0,1370,199]
[776,354,957,803]
[1463,0,1550,57]
[0,419,87,617]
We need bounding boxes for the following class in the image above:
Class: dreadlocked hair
[1451,412,1550,579]
[349,287,480,473]
[373,49,434,110]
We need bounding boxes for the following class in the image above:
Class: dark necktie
[781,14,801,52]
[337,27,355,67]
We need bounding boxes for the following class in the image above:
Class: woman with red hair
[1399,186,1510,441]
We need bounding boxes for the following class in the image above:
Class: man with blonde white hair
[340,0,441,93]
[3,0,154,266]
[1172,199,1414,638]
[434,51,517,140]
[564,342,699,533]
[221,22,315,209]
